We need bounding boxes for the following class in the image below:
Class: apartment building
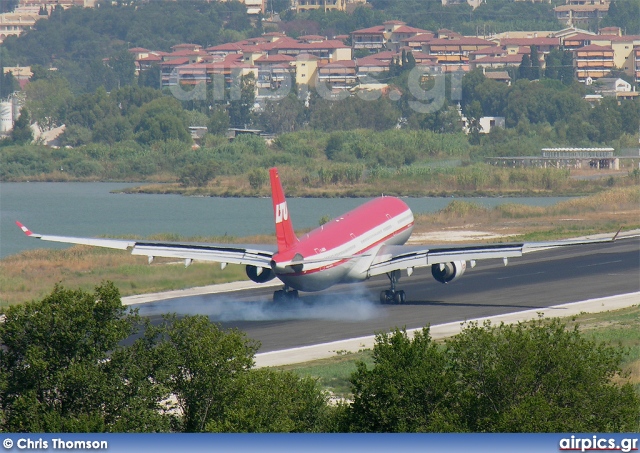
[19,0,96,7]
[564,32,640,78]
[0,3,49,43]
[254,54,295,90]
[294,0,346,13]
[554,0,609,28]
[574,44,614,81]
[212,0,265,15]
[351,25,386,51]
[317,60,357,90]
[422,36,494,72]
[495,37,561,55]
[351,20,432,53]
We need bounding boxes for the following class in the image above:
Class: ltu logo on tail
[275,202,288,224]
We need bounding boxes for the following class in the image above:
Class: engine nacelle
[246,265,276,283]
[431,261,467,284]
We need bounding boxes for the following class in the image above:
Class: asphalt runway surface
[135,238,640,353]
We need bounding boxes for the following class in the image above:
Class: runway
[134,238,640,353]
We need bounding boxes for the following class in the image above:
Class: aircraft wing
[367,232,620,278]
[15,222,276,268]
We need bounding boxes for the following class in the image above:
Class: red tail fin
[269,168,298,252]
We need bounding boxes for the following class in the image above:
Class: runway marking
[578,260,622,268]
[496,271,545,280]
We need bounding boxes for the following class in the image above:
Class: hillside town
[0,0,637,150]
[1,0,639,92]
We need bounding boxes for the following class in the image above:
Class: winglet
[269,168,298,252]
[16,221,34,237]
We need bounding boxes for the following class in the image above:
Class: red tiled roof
[392,25,430,35]
[270,39,348,51]
[178,61,256,70]
[563,33,599,42]
[167,49,207,57]
[428,37,494,46]
[298,34,326,41]
[474,54,524,64]
[159,57,190,66]
[255,54,296,63]
[241,45,265,53]
[606,34,640,42]
[172,43,201,49]
[351,25,385,35]
[128,47,150,53]
[576,44,614,52]
[470,46,504,56]
[499,37,560,46]
[319,60,356,68]
[206,42,245,52]
[401,33,435,43]
[139,55,162,62]
[224,53,244,63]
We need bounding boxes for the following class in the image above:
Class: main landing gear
[380,270,406,304]
[273,286,299,303]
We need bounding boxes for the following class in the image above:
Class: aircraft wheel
[394,290,406,305]
[380,290,394,304]
[273,289,299,303]
[273,290,286,303]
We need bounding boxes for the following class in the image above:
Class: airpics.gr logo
[3,439,13,449]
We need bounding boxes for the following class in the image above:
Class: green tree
[147,314,259,432]
[601,0,640,34]
[10,107,33,145]
[258,92,306,134]
[138,64,161,90]
[446,319,640,432]
[92,115,133,144]
[247,167,268,190]
[347,327,455,432]
[0,283,170,432]
[529,46,541,80]
[206,368,330,433]
[0,67,19,98]
[228,73,256,128]
[24,77,73,130]
[108,49,136,89]
[208,106,231,136]
[519,53,532,81]
[133,96,191,145]
[58,124,92,147]
[178,161,218,188]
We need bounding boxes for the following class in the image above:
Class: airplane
[16,167,620,304]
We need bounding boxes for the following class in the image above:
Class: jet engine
[246,265,276,283]
[431,261,466,284]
